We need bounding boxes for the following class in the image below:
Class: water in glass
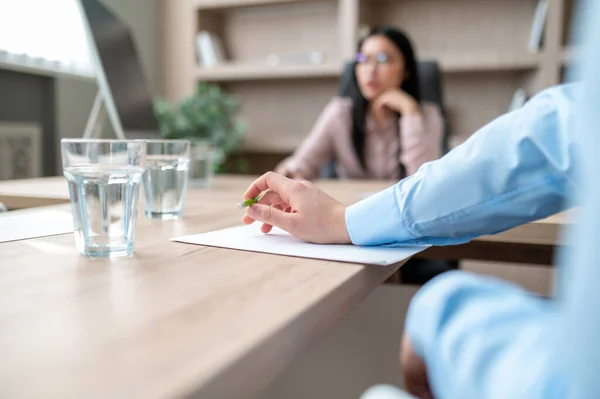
[64,164,144,258]
[142,156,190,219]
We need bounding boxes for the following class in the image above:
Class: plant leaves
[153,83,248,166]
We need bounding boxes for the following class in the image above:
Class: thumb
[247,204,293,231]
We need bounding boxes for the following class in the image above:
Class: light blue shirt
[345,0,600,396]
[346,82,578,247]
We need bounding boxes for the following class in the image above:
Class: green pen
[236,193,263,210]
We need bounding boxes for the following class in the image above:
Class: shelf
[194,0,325,10]
[426,52,541,73]
[195,52,541,82]
[195,62,342,81]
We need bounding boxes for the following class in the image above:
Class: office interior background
[0,0,570,397]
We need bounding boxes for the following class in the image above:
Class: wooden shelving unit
[195,62,342,81]
[161,0,576,171]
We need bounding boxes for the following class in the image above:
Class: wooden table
[0,176,70,209]
[0,176,410,399]
[0,176,569,265]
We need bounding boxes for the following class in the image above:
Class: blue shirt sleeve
[345,84,580,247]
[405,272,569,399]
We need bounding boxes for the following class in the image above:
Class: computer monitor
[77,0,161,139]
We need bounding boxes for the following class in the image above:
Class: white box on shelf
[265,52,325,66]
[196,31,225,66]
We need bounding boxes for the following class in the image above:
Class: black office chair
[321,60,450,178]
[331,60,459,285]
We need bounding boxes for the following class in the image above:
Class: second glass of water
[142,140,191,220]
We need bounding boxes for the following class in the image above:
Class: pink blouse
[277,96,444,180]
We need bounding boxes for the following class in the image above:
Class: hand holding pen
[239,172,351,245]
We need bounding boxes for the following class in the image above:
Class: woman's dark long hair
[347,26,421,168]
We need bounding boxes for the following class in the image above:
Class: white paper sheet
[173,224,428,266]
[0,210,74,243]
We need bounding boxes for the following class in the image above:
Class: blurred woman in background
[276,26,453,283]
[276,26,444,181]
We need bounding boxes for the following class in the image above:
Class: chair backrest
[416,61,445,111]
[321,60,449,178]
[415,61,450,154]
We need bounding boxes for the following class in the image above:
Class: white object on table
[0,210,73,243]
[173,224,427,266]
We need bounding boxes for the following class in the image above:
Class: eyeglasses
[355,52,395,66]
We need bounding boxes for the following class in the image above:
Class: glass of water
[61,139,146,258]
[141,140,191,220]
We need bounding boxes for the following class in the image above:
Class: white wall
[55,0,159,172]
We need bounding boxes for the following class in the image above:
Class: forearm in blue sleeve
[406,271,569,399]
[345,84,580,246]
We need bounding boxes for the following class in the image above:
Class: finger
[274,163,287,174]
[378,97,390,111]
[244,172,297,202]
[257,190,287,207]
[242,191,289,226]
[243,205,287,226]
[276,168,292,178]
[261,204,285,234]
[246,203,295,232]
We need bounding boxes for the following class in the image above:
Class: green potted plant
[153,82,247,187]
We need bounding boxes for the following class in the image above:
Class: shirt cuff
[344,184,416,246]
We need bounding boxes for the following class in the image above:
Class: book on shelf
[528,0,548,52]
[196,31,225,67]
